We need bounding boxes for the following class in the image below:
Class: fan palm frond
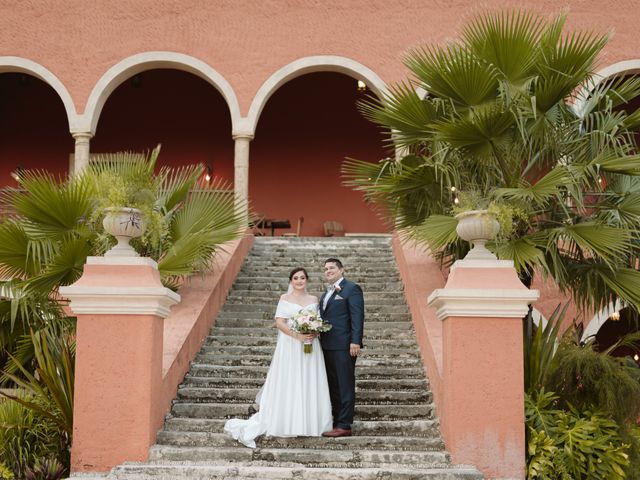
[405,44,499,108]
[357,82,438,150]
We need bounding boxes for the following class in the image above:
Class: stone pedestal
[428,257,538,480]
[60,256,180,472]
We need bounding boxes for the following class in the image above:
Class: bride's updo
[289,267,309,281]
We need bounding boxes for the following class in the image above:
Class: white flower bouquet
[291,308,332,354]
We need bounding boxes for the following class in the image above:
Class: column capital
[71,131,93,141]
[59,256,180,318]
[428,288,539,320]
[232,130,254,141]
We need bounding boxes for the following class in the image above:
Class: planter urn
[102,207,146,257]
[454,209,499,261]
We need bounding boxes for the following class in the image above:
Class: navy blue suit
[319,278,364,429]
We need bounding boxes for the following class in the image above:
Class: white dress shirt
[323,277,344,309]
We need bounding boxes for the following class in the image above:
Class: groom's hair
[324,258,344,269]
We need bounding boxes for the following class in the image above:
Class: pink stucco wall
[69,234,253,472]
[392,236,579,479]
[1,1,639,115]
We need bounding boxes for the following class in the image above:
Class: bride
[224,267,333,448]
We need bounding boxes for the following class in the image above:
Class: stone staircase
[107,236,484,479]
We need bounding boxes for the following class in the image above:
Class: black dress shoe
[322,427,352,437]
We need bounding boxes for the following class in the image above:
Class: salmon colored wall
[1,1,639,115]
[67,234,253,472]
[250,72,388,236]
[0,73,72,184]
[90,69,235,182]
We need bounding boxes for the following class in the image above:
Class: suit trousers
[322,349,357,429]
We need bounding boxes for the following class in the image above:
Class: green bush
[0,395,64,478]
[0,463,14,479]
[24,457,65,480]
[526,390,630,479]
[546,339,640,424]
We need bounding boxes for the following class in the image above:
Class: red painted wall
[0,73,72,185]
[250,72,388,236]
[90,69,235,183]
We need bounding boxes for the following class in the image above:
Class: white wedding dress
[224,300,333,448]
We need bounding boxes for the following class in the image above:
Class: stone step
[186,364,425,380]
[208,326,414,339]
[163,418,441,437]
[156,431,443,450]
[176,387,431,404]
[109,463,484,480]
[224,293,409,304]
[204,336,419,349]
[219,304,408,314]
[237,268,400,276]
[197,345,421,358]
[181,376,428,391]
[214,314,410,325]
[170,403,434,420]
[232,276,401,284]
[192,354,423,369]
[147,445,448,467]
[212,319,411,329]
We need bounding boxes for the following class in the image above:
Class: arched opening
[90,69,234,183]
[250,72,388,237]
[0,73,73,186]
[592,307,640,365]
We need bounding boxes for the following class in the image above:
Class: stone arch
[246,55,387,134]
[0,56,78,131]
[581,300,624,342]
[82,52,241,135]
[531,307,548,328]
[574,59,640,117]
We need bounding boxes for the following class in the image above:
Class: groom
[319,257,364,437]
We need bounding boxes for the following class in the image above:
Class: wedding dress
[224,300,333,448]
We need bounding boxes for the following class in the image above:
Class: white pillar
[72,132,93,174]
[232,131,253,221]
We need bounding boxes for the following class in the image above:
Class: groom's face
[324,262,343,283]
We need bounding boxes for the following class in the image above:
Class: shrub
[525,390,630,479]
[546,339,640,424]
[0,395,64,478]
[24,457,65,480]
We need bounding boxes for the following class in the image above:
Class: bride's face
[290,271,308,291]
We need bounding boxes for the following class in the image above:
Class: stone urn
[454,209,499,261]
[102,207,146,257]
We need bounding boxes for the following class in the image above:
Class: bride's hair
[289,267,309,281]
[287,267,309,294]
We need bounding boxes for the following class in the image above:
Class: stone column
[428,256,538,479]
[232,131,253,222]
[60,256,180,473]
[72,132,93,174]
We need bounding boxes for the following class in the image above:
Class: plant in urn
[102,207,146,257]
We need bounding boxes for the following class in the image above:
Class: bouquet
[291,308,332,354]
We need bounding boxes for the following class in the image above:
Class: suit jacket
[319,278,364,350]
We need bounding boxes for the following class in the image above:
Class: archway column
[72,132,93,174]
[232,128,254,221]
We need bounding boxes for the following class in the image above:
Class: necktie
[323,285,334,309]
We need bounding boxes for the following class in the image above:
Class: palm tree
[0,146,246,376]
[343,9,640,314]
